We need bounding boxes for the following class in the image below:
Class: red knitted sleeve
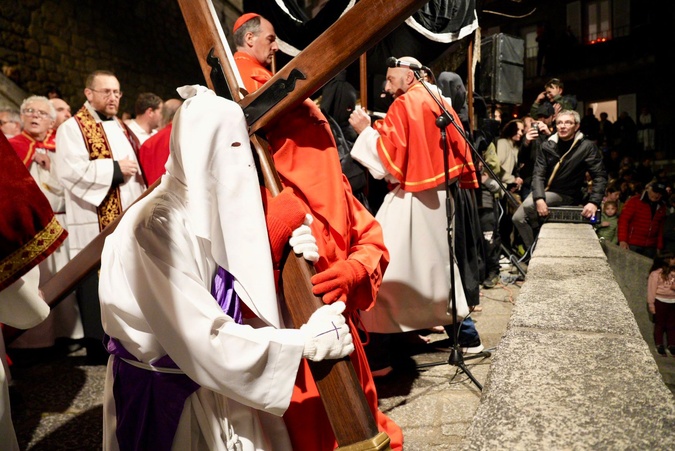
[262,186,307,266]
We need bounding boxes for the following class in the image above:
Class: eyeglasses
[555,120,576,126]
[22,108,51,119]
[89,88,123,98]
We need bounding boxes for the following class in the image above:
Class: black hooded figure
[320,71,371,212]
[439,73,503,289]
[436,72,486,346]
[437,72,470,131]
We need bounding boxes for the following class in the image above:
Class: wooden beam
[239,0,428,136]
[360,53,368,110]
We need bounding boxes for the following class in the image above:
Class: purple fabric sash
[212,265,243,324]
[107,267,242,450]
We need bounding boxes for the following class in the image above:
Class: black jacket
[532,131,607,206]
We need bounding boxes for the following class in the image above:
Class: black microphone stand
[410,69,519,390]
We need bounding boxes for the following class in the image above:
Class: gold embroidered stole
[73,106,123,231]
[0,217,66,289]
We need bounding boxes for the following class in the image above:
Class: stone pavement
[9,345,106,450]
[373,278,520,450]
[7,279,519,450]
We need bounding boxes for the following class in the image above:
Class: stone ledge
[462,223,675,450]
[513,257,640,336]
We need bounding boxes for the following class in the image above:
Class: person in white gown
[99,85,354,451]
[348,58,477,334]
[8,95,82,350]
[54,70,146,363]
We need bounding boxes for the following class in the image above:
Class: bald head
[49,98,71,129]
[384,56,421,98]
[160,98,183,128]
[398,56,422,68]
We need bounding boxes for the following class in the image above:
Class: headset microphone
[385,56,425,71]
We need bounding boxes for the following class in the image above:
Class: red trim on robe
[373,82,478,191]
[9,130,56,168]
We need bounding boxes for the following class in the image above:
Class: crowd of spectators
[475,77,672,264]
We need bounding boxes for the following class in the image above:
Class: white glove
[289,214,320,263]
[300,301,354,361]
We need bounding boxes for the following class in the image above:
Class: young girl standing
[595,200,619,244]
[647,252,675,356]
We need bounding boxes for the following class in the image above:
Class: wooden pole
[360,53,368,110]
[467,35,475,133]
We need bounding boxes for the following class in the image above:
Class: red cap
[233,13,261,34]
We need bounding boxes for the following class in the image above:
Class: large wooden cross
[178,3,431,449]
[5,1,429,448]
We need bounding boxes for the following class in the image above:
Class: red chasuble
[9,129,56,168]
[138,123,172,186]
[0,133,67,291]
[236,56,403,451]
[373,82,478,191]
[233,52,273,94]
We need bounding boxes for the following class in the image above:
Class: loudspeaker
[478,33,524,105]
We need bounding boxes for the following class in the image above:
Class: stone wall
[602,240,675,386]
[0,0,243,114]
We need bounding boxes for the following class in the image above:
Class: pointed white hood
[165,85,282,327]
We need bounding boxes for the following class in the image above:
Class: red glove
[311,259,368,305]
[263,187,307,266]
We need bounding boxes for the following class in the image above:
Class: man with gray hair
[232,13,279,93]
[512,109,607,252]
[8,95,82,350]
[10,96,56,171]
[0,106,21,139]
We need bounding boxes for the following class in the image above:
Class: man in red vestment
[348,57,480,370]
[8,96,83,351]
[232,13,404,451]
[10,96,56,171]
[138,98,183,185]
